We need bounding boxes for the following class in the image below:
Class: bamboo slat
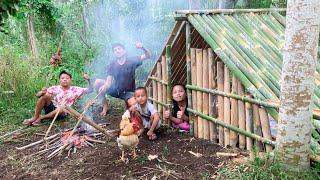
[203,49,210,140]
[186,22,193,135]
[217,61,224,146]
[252,104,263,151]
[157,62,163,119]
[208,48,218,142]
[259,108,273,152]
[191,48,198,137]
[224,65,231,146]
[196,49,204,139]
[245,102,253,150]
[230,76,238,147]
[162,56,167,124]
[238,81,246,149]
[152,79,157,108]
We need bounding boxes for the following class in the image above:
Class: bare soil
[0,106,233,179]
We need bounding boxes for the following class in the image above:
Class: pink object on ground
[172,121,190,131]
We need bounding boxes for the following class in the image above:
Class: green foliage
[217,153,320,180]
[0,0,20,33]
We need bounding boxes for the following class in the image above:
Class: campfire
[15,123,115,160]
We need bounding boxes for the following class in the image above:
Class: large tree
[275,0,320,171]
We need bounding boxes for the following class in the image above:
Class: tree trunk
[27,13,38,62]
[275,0,320,171]
[218,0,237,9]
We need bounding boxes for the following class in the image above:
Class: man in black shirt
[95,42,151,116]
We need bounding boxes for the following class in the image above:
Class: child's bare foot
[23,118,37,125]
[148,133,157,141]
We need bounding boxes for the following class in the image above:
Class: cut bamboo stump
[245,102,253,150]
[202,49,210,140]
[238,82,246,149]
[224,65,231,146]
[161,56,167,124]
[230,76,238,147]
[252,104,263,151]
[217,61,224,146]
[259,108,273,152]
[157,62,163,119]
[208,48,218,142]
[196,49,204,139]
[191,48,198,137]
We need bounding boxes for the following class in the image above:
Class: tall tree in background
[27,12,39,61]
[275,0,320,171]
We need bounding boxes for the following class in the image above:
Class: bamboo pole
[157,62,163,119]
[196,49,204,139]
[191,48,197,137]
[166,45,172,127]
[148,97,169,108]
[208,48,218,142]
[148,76,168,85]
[162,56,167,124]
[186,108,276,146]
[175,8,286,15]
[224,65,230,146]
[217,61,224,146]
[259,108,273,152]
[186,22,193,135]
[238,81,246,149]
[252,104,263,151]
[202,49,210,140]
[230,76,238,147]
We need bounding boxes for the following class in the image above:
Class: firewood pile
[15,123,117,160]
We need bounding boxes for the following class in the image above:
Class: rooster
[117,110,142,161]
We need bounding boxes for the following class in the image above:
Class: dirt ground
[0,106,238,179]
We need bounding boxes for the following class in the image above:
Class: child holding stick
[164,84,190,131]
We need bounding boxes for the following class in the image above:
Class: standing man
[95,41,151,116]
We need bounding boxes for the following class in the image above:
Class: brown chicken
[117,110,141,161]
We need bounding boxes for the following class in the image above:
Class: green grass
[217,153,320,180]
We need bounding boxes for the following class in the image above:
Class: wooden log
[202,49,210,140]
[259,108,273,152]
[224,65,231,146]
[63,106,113,137]
[191,48,198,137]
[230,76,238,147]
[216,152,238,157]
[16,133,59,150]
[157,62,162,118]
[162,56,167,124]
[252,104,263,151]
[217,61,224,146]
[196,49,204,139]
[238,81,246,149]
[208,48,217,142]
[245,102,253,150]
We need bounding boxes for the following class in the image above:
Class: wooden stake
[230,76,238,147]
[238,81,246,149]
[224,65,231,146]
[157,62,163,119]
[44,107,61,140]
[162,56,167,124]
[217,61,224,146]
[202,49,210,140]
[191,48,198,137]
[245,102,253,150]
[16,133,59,150]
[259,108,273,152]
[252,104,263,151]
[208,48,217,142]
[196,49,203,139]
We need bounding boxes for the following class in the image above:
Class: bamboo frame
[148,76,168,85]
[162,56,167,124]
[148,97,170,108]
[157,62,163,119]
[191,48,197,137]
[230,76,238,147]
[252,104,263,151]
[259,108,273,152]
[224,65,230,146]
[208,48,217,142]
[166,45,172,124]
[203,49,210,140]
[238,81,246,149]
[217,61,224,146]
[186,22,193,135]
[245,102,253,150]
[196,49,204,139]
[152,79,157,110]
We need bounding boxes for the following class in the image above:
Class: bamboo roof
[147,8,320,112]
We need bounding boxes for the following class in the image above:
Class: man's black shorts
[106,86,134,101]
[43,102,67,120]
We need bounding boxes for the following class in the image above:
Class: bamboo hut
[145,9,320,159]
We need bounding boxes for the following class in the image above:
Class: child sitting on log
[134,87,161,140]
[23,70,92,126]
[164,84,190,131]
